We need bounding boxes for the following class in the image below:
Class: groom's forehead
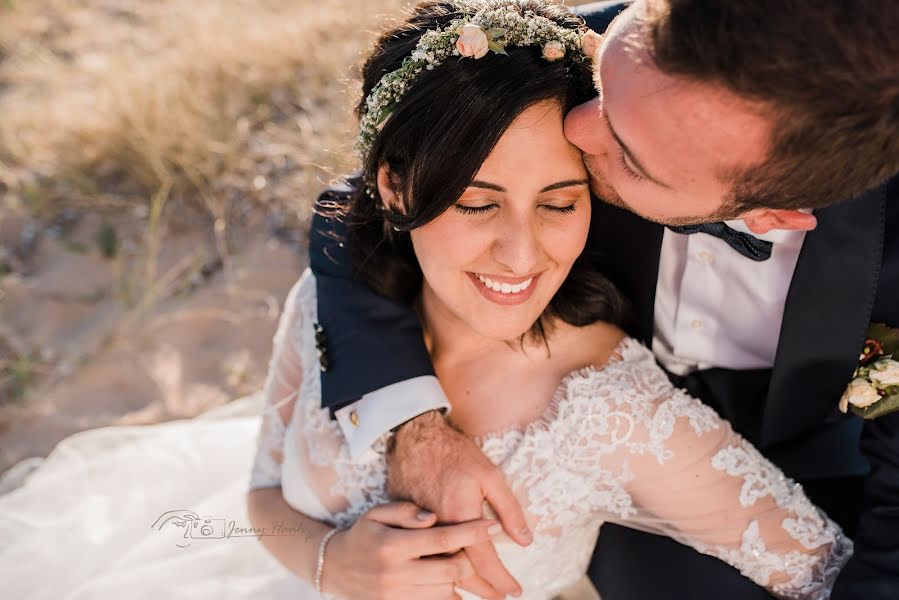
[594,7,650,92]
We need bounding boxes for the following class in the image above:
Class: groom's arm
[831,412,899,599]
[309,183,449,458]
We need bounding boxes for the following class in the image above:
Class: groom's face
[564,7,772,226]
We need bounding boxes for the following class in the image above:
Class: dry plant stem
[142,178,172,302]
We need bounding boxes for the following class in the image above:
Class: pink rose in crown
[542,40,566,61]
[456,24,490,59]
[580,30,601,58]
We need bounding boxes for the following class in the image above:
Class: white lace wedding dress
[0,270,852,599]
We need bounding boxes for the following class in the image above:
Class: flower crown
[355,0,601,162]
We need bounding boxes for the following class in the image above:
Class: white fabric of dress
[0,269,852,599]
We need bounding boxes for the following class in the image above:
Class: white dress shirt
[336,219,808,458]
[653,219,808,375]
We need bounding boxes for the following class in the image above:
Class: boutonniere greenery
[840,323,899,419]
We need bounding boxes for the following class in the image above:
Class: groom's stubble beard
[581,153,746,227]
[582,153,626,210]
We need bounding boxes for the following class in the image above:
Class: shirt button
[696,250,715,264]
[350,410,360,427]
[690,319,704,330]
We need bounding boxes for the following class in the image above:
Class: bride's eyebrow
[468,179,589,193]
[540,179,589,193]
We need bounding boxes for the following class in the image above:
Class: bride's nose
[490,212,541,275]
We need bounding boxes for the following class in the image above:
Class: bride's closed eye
[453,203,498,215]
[540,203,577,214]
[453,202,578,215]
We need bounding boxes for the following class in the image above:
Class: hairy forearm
[246,487,333,582]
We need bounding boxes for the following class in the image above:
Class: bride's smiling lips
[466,271,542,306]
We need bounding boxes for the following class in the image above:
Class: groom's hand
[387,410,531,599]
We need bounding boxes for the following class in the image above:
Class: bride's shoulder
[552,320,649,373]
[286,268,317,304]
[275,268,317,329]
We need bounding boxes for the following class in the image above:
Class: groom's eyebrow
[468,179,589,193]
[605,115,672,189]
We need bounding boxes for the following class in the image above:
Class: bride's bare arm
[246,487,334,581]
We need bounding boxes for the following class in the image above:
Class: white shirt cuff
[335,376,451,460]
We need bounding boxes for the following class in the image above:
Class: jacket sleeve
[574,0,630,31]
[831,411,899,599]
[309,183,437,416]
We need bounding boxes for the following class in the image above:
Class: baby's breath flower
[355,2,598,160]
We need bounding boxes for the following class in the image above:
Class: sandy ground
[0,208,307,473]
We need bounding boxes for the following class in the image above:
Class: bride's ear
[376,164,405,213]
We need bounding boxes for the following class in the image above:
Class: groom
[310,0,899,598]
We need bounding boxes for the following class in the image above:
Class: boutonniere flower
[840,323,899,418]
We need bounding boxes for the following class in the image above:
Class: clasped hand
[385,410,532,599]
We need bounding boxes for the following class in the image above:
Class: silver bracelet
[314,527,342,593]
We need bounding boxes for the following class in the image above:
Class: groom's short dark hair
[640,0,899,210]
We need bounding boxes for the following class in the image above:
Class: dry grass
[0,0,409,213]
[0,0,408,409]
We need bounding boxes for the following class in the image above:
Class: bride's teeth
[475,275,535,294]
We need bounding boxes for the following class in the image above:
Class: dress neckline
[469,337,650,448]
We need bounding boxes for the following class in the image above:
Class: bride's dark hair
[326,0,627,338]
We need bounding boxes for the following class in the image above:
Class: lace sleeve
[248,277,306,490]
[564,340,853,600]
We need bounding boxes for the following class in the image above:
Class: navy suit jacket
[310,2,899,597]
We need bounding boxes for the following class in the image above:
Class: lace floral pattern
[707,440,853,598]
[250,272,852,599]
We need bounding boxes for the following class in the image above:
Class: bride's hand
[387,410,528,598]
[320,501,501,600]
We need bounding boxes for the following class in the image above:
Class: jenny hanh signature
[151,509,315,548]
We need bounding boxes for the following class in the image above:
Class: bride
[0,1,851,599]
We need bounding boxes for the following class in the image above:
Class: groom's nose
[564,97,606,156]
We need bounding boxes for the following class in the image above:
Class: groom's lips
[467,272,541,306]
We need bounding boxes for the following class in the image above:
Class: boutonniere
[839,323,899,419]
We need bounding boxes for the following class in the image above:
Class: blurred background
[0,0,592,479]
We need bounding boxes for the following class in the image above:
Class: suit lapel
[761,184,888,446]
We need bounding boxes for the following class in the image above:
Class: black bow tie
[667,222,773,261]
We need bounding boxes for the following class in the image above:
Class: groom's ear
[376,164,406,213]
[741,208,817,234]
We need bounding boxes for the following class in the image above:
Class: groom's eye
[453,203,497,215]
